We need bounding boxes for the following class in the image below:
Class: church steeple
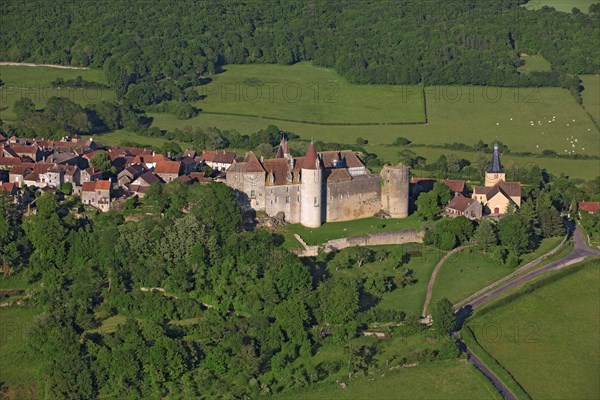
[487,143,503,173]
[484,143,506,187]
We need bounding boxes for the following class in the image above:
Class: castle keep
[226,136,409,227]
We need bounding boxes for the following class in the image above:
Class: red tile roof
[0,182,18,193]
[302,142,319,170]
[446,194,476,212]
[201,150,236,164]
[578,201,600,213]
[154,160,181,175]
[82,180,111,192]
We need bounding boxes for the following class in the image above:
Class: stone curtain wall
[292,227,426,257]
[324,228,425,252]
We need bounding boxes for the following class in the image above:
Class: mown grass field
[581,74,600,123]
[0,65,114,120]
[273,358,501,400]
[195,62,425,124]
[521,0,597,13]
[466,260,600,400]
[518,54,551,73]
[0,306,41,399]
[430,236,563,305]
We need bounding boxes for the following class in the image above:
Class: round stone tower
[380,164,410,218]
[300,141,323,228]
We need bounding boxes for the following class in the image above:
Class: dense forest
[1,0,599,103]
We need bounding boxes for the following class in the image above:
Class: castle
[226,136,409,227]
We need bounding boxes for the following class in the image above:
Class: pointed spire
[487,143,503,173]
[302,141,320,170]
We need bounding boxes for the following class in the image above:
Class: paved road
[454,227,599,400]
[462,228,599,311]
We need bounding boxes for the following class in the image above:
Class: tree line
[1,0,598,106]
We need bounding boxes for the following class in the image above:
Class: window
[285,196,290,204]
[314,197,319,206]
[250,190,256,199]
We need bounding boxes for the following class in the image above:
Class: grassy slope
[0,306,41,398]
[195,62,425,124]
[521,0,597,13]
[430,236,563,305]
[467,261,600,399]
[581,74,600,123]
[272,359,501,400]
[330,244,446,315]
[518,54,551,73]
[0,65,114,120]
[282,214,425,245]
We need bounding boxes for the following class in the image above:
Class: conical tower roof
[275,132,289,158]
[487,143,503,173]
[302,141,320,170]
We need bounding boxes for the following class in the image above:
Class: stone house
[82,180,112,211]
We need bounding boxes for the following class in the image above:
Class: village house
[199,150,236,172]
[81,180,112,211]
[154,160,181,182]
[117,164,148,186]
[445,193,482,220]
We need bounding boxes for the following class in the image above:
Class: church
[226,135,410,228]
[472,143,521,215]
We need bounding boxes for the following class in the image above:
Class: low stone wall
[291,228,426,257]
[323,228,425,252]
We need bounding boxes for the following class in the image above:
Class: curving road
[454,227,599,400]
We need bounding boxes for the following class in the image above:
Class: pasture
[521,0,598,13]
[0,65,114,120]
[466,260,600,399]
[274,358,501,400]
[370,145,600,180]
[152,77,599,158]
[195,62,425,124]
[581,74,600,123]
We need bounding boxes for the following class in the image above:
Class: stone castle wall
[265,183,301,224]
[325,174,381,222]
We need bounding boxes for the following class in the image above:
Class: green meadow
[466,260,600,399]
[518,54,551,73]
[0,65,114,120]
[195,62,425,124]
[152,79,599,158]
[521,0,598,13]
[274,358,501,400]
[581,74,600,123]
[430,236,563,306]
[370,145,600,180]
[0,306,41,399]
